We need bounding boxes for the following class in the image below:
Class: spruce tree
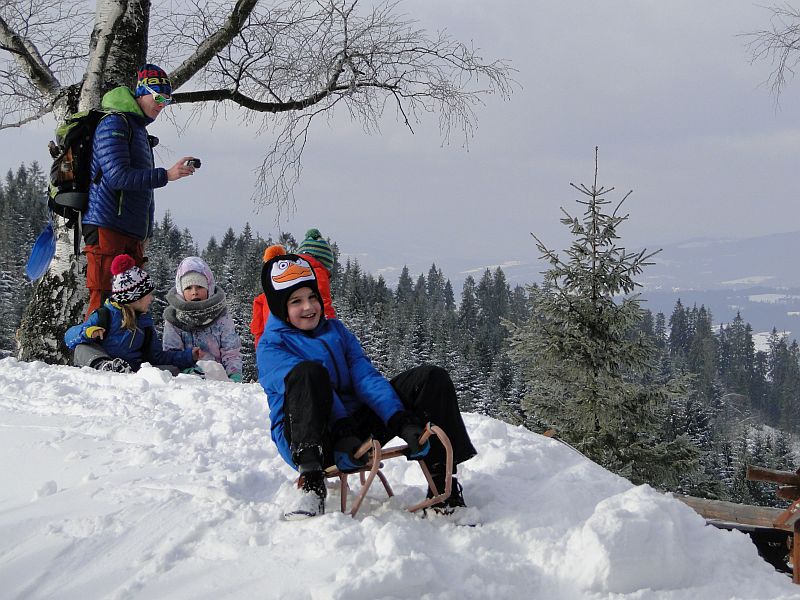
[687,305,718,401]
[508,149,696,486]
[0,164,47,354]
[653,312,667,350]
[668,299,690,362]
[395,266,414,305]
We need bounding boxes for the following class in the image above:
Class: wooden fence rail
[675,464,800,584]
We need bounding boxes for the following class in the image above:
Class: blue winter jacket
[65,300,195,371]
[257,316,405,468]
[83,87,168,240]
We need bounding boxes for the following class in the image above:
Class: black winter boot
[284,470,326,521]
[426,474,466,515]
[94,358,132,373]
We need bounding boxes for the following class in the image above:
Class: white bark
[83,0,127,110]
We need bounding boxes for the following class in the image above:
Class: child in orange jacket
[250,230,336,347]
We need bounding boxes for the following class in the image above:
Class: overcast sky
[2,1,799,289]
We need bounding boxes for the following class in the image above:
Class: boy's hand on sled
[389,411,430,460]
[400,423,430,460]
[334,435,367,473]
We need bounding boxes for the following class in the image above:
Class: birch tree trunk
[17,0,150,362]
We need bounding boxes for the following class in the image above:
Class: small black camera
[185,158,201,168]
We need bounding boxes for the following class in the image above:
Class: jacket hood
[101,86,147,121]
[174,256,216,298]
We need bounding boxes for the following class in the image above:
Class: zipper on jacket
[117,191,124,216]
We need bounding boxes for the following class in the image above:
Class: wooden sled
[323,423,454,517]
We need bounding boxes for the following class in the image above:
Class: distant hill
[357,231,800,337]
[495,231,800,335]
[639,286,800,338]
[642,231,800,291]
[638,232,800,336]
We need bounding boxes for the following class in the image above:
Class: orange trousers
[84,227,145,319]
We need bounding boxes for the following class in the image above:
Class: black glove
[400,423,429,459]
[332,418,367,473]
[389,411,430,460]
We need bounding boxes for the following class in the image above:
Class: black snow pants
[283,362,477,473]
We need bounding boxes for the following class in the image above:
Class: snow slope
[0,358,797,600]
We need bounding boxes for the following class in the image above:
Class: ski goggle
[142,84,172,105]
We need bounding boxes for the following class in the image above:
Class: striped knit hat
[297,228,334,271]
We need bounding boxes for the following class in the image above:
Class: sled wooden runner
[324,423,454,517]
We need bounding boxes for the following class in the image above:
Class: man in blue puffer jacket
[83,63,198,317]
[257,254,477,520]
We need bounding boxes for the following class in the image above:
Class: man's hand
[167,157,197,181]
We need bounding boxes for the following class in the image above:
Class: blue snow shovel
[25,221,56,281]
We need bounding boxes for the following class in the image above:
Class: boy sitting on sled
[257,254,477,520]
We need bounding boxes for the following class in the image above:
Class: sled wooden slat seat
[324,423,454,517]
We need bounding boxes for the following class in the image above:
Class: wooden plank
[747,465,800,486]
[794,521,800,585]
[779,487,800,502]
[675,495,793,531]
[775,497,800,528]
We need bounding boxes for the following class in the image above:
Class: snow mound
[0,357,796,599]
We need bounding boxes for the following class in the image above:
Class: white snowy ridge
[0,358,797,600]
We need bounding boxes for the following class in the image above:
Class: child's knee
[286,361,329,385]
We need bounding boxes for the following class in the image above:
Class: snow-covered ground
[753,331,794,354]
[1,358,798,600]
[748,294,800,305]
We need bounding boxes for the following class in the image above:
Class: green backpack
[47,109,130,254]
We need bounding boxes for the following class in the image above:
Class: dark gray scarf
[164,286,228,331]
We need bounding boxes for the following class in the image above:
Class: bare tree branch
[0,12,60,95]
[172,80,391,111]
[0,100,56,130]
[151,1,515,209]
[2,0,515,209]
[744,3,800,99]
[169,0,259,90]
[0,0,92,122]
